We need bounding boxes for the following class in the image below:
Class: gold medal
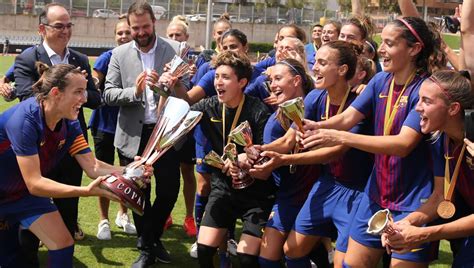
[437,138,467,219]
[437,200,456,219]
[383,72,416,135]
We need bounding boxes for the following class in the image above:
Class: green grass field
[0,51,456,267]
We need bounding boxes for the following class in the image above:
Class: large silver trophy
[100,97,202,215]
[278,97,305,173]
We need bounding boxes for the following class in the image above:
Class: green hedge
[249,42,273,53]
[212,41,274,53]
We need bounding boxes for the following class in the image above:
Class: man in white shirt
[103,2,183,267]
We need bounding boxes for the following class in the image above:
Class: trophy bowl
[100,170,146,216]
[223,143,255,189]
[279,97,305,131]
[229,121,269,166]
[366,209,396,236]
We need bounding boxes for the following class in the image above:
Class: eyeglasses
[43,23,74,31]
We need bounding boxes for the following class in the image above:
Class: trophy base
[232,176,255,189]
[100,174,145,216]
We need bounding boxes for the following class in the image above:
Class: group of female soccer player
[162,4,474,268]
[2,1,474,267]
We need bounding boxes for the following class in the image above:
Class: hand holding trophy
[229,121,268,166]
[100,97,202,215]
[278,97,305,173]
[150,53,190,97]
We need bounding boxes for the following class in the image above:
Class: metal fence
[0,0,334,26]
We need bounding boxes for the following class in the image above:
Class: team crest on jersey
[398,96,408,107]
[58,139,66,150]
[466,156,474,170]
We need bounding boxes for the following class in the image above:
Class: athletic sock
[285,255,311,268]
[259,256,282,268]
[194,193,208,236]
[218,250,231,268]
[237,252,259,268]
[47,245,74,268]
[197,243,217,268]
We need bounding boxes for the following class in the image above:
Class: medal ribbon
[322,87,351,120]
[444,137,467,201]
[383,72,416,135]
[222,95,246,149]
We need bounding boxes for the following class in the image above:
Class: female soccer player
[253,41,373,267]
[245,37,309,108]
[254,24,307,74]
[338,16,372,44]
[382,70,474,266]
[194,13,232,70]
[0,63,148,267]
[174,29,258,259]
[298,17,441,267]
[190,51,275,267]
[321,20,341,46]
[255,58,317,267]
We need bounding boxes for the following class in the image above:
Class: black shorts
[201,190,274,238]
[177,134,196,164]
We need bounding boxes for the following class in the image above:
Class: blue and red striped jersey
[0,97,91,204]
[351,72,433,211]
[263,112,320,205]
[304,89,373,189]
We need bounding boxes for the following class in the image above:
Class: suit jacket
[13,44,101,136]
[104,37,180,158]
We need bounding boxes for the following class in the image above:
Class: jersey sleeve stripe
[69,135,90,156]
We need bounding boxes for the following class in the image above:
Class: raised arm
[304,125,422,157]
[352,0,363,16]
[398,0,420,17]
[462,1,474,73]
[304,106,366,132]
[172,84,207,105]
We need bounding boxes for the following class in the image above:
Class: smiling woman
[0,63,131,268]
[188,51,275,268]
[298,17,440,268]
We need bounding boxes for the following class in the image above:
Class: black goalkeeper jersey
[192,94,276,198]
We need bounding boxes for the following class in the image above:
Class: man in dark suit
[13,3,101,266]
